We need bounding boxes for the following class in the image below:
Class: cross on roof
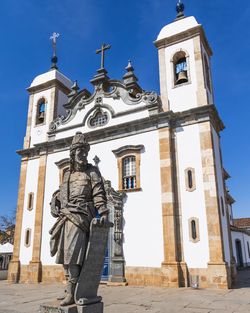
[96,43,111,70]
[50,32,60,57]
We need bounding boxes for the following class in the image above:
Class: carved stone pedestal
[40,301,103,313]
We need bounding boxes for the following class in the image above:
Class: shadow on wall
[234,268,250,289]
[0,270,8,280]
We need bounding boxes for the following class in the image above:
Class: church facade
[8,6,249,289]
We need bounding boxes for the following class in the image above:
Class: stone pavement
[0,269,250,313]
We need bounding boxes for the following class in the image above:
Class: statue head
[70,132,90,171]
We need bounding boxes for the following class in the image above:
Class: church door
[236,239,244,268]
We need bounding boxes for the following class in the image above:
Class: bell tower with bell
[155,1,214,112]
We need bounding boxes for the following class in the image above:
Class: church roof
[156,16,199,41]
[29,69,72,89]
[233,218,250,229]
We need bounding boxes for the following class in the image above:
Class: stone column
[158,47,169,112]
[193,36,208,106]
[199,121,230,288]
[29,151,47,283]
[158,127,181,287]
[8,157,28,283]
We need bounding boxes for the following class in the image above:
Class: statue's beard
[75,154,88,169]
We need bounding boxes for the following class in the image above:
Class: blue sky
[0,0,249,218]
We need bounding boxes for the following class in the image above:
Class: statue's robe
[50,164,108,265]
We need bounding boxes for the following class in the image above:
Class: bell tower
[155,2,233,289]
[155,1,214,112]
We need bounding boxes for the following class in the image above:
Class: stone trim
[184,167,196,192]
[30,153,47,282]
[158,127,181,287]
[23,94,34,149]
[188,217,200,243]
[193,36,209,106]
[154,25,213,57]
[158,47,169,111]
[27,79,71,95]
[17,105,224,159]
[7,158,28,282]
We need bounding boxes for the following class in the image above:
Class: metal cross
[96,43,111,69]
[50,32,60,57]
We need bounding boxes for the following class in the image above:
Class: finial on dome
[176,0,185,19]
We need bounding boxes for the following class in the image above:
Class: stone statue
[49,132,109,307]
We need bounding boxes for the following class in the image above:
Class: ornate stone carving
[49,79,161,132]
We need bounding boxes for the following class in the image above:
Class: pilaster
[29,151,47,282]
[23,94,34,149]
[8,157,28,282]
[193,36,208,106]
[199,121,230,288]
[158,127,181,287]
[158,48,169,111]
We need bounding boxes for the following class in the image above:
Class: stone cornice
[154,25,213,57]
[27,79,71,95]
[231,225,250,236]
[17,104,224,158]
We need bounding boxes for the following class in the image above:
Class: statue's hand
[100,213,109,225]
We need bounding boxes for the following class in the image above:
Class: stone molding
[17,105,224,159]
[154,25,212,57]
[27,79,71,95]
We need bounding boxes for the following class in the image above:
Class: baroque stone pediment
[49,79,162,132]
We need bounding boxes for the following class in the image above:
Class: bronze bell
[176,70,188,84]
[39,111,45,119]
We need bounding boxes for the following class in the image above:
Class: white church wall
[164,38,198,112]
[30,89,52,147]
[40,130,163,268]
[57,90,69,118]
[212,127,231,264]
[41,150,68,265]
[175,123,209,268]
[232,231,250,267]
[19,158,40,265]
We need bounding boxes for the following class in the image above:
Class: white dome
[156,16,200,41]
[29,69,72,89]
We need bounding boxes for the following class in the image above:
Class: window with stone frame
[55,158,70,184]
[88,109,109,128]
[27,192,34,211]
[172,50,190,86]
[185,167,196,192]
[112,145,144,192]
[188,217,200,243]
[24,228,31,247]
[36,98,46,125]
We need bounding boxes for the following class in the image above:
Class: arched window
[24,228,31,247]
[185,168,196,192]
[36,98,46,125]
[88,109,109,128]
[172,50,189,86]
[189,217,200,243]
[122,156,136,189]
